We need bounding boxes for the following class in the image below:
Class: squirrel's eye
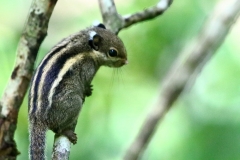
[108,49,118,57]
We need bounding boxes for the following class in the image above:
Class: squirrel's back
[28,24,127,160]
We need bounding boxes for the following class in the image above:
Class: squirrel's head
[88,24,127,68]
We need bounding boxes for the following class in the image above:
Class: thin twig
[0,0,57,158]
[122,0,173,29]
[124,0,240,159]
[98,0,173,34]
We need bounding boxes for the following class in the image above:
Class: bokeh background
[1,0,240,159]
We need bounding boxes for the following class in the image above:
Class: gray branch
[122,0,173,29]
[124,0,240,159]
[98,0,123,33]
[52,136,71,160]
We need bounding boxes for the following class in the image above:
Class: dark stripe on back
[31,45,66,114]
[32,45,85,114]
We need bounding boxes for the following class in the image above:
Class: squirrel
[28,24,127,160]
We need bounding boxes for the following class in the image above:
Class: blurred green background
[1,0,240,159]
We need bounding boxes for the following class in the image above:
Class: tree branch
[98,0,123,33]
[0,0,57,158]
[98,0,173,34]
[124,0,240,159]
[122,0,173,29]
[52,136,71,160]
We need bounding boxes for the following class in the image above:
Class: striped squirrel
[28,24,127,160]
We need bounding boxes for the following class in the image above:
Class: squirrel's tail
[29,119,47,160]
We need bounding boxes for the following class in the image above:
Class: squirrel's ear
[89,31,102,51]
[97,23,106,29]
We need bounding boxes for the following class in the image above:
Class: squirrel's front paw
[62,130,77,144]
[85,84,93,97]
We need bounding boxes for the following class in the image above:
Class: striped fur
[29,40,69,114]
[28,25,127,160]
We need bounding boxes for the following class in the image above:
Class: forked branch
[98,0,173,33]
